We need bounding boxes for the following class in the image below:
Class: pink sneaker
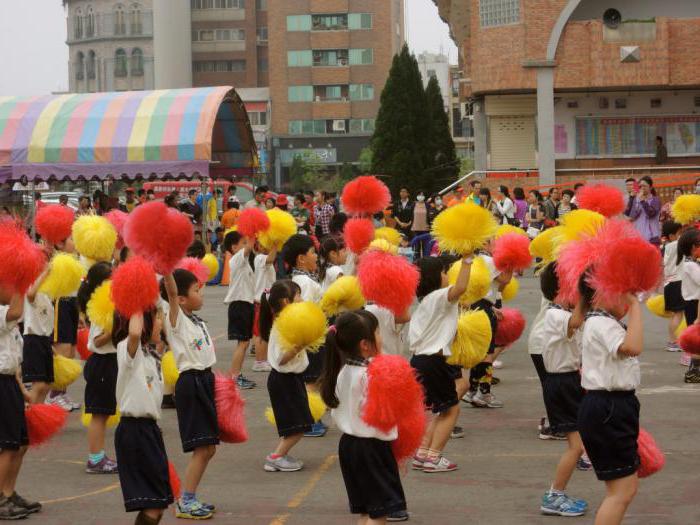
[411,455,427,471]
[423,456,458,473]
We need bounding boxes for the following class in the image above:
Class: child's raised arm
[164,273,179,328]
[26,264,50,304]
[127,313,144,358]
[447,256,472,303]
[618,294,643,357]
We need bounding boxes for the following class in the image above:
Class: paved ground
[19,276,700,524]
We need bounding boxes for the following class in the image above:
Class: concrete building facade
[416,52,450,112]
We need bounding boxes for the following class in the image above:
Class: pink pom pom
[168,461,182,498]
[176,257,209,286]
[679,324,700,355]
[493,233,532,272]
[344,218,375,254]
[236,208,270,239]
[105,210,128,249]
[123,202,194,274]
[35,205,74,245]
[494,308,526,347]
[214,372,248,443]
[0,221,46,294]
[577,184,626,218]
[362,354,426,463]
[637,428,665,478]
[357,250,418,316]
[76,327,92,361]
[111,256,159,317]
[341,176,391,216]
[26,404,68,447]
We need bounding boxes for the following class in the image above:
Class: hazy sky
[0,0,457,96]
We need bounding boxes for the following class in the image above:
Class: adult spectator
[571,183,584,207]
[276,194,289,212]
[164,193,178,209]
[526,190,546,237]
[493,185,515,225]
[264,195,276,210]
[479,187,494,215]
[512,187,528,227]
[180,189,202,225]
[628,176,661,245]
[330,212,348,236]
[623,178,637,218]
[543,188,560,225]
[303,191,316,229]
[655,136,668,165]
[245,185,268,210]
[59,194,69,207]
[291,194,310,232]
[694,178,700,195]
[466,180,482,205]
[137,189,147,205]
[427,194,446,225]
[76,196,92,216]
[221,198,241,230]
[660,188,683,224]
[124,187,137,212]
[410,191,430,239]
[92,190,109,214]
[392,187,414,237]
[557,189,577,217]
[314,191,335,238]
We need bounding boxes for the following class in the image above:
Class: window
[257,27,268,42]
[75,52,85,80]
[256,0,266,9]
[479,0,520,27]
[311,14,348,31]
[287,15,312,32]
[349,48,373,65]
[114,5,126,35]
[288,86,313,102]
[325,86,342,100]
[288,120,327,135]
[193,60,246,72]
[74,9,83,39]
[191,0,244,8]
[115,49,128,77]
[312,49,348,67]
[87,50,96,79]
[130,4,142,35]
[349,119,375,133]
[349,84,374,101]
[348,13,372,30]
[131,48,144,76]
[249,111,267,126]
[85,7,95,37]
[288,50,313,67]
[257,57,268,71]
[215,29,245,40]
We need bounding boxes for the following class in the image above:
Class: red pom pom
[104,210,128,249]
[357,250,419,316]
[26,404,68,446]
[76,327,92,360]
[168,461,182,498]
[111,256,159,317]
[577,184,626,218]
[344,218,375,255]
[679,324,700,355]
[341,176,391,216]
[176,257,209,286]
[35,205,74,245]
[637,428,665,478]
[362,354,426,463]
[123,202,194,274]
[214,372,248,443]
[0,221,46,294]
[493,233,532,272]
[236,208,270,239]
[494,308,526,347]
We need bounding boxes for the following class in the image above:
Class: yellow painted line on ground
[40,483,120,505]
[269,454,337,525]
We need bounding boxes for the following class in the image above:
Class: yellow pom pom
[672,194,700,225]
[39,252,86,299]
[368,238,398,255]
[529,226,563,266]
[162,350,180,387]
[72,215,117,262]
[448,310,492,368]
[374,227,402,246]
[87,281,114,332]
[502,277,519,302]
[264,406,276,426]
[50,355,82,390]
[496,224,527,239]
[557,210,605,244]
[265,391,327,426]
[447,257,491,306]
[259,208,297,251]
[224,226,238,237]
[646,294,671,318]
[275,302,328,353]
[202,253,219,281]
[320,276,366,316]
[432,203,498,255]
[81,407,121,428]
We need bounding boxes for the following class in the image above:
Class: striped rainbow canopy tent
[0,86,257,181]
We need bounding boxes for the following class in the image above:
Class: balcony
[191,8,244,22]
[67,11,153,43]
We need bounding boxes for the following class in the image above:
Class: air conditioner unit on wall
[333,120,346,131]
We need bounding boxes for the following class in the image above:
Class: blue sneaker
[576,456,593,471]
[304,422,327,437]
[540,492,587,517]
[176,499,213,520]
[236,374,256,390]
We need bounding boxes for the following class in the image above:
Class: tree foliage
[425,76,458,189]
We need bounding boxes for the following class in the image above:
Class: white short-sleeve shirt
[321,265,344,293]
[527,297,551,356]
[224,249,255,304]
[542,307,581,373]
[681,259,700,301]
[0,305,23,375]
[23,293,54,337]
[116,340,163,420]
[292,273,322,304]
[253,254,276,302]
[365,304,406,357]
[581,314,639,391]
[663,241,680,284]
[266,326,309,374]
[165,308,216,372]
[88,323,117,355]
[409,288,458,357]
[481,254,502,303]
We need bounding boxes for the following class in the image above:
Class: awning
[0,86,258,182]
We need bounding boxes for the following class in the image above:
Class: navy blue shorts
[543,371,584,434]
[267,369,313,436]
[227,301,254,342]
[22,334,54,383]
[410,354,458,414]
[54,297,79,345]
[84,352,118,415]
[175,368,220,453]
[0,374,28,450]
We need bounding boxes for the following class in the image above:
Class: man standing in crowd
[543,187,560,224]
[393,187,413,237]
[180,189,202,225]
[245,185,268,210]
[466,180,482,205]
[624,178,637,218]
[124,187,137,212]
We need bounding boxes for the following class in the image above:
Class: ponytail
[677,228,700,266]
[78,261,113,315]
[318,236,343,283]
[320,328,344,408]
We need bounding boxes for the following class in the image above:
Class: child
[163,269,217,520]
[538,263,588,517]
[364,304,410,358]
[319,237,347,293]
[397,235,414,263]
[661,221,684,352]
[577,275,642,525]
[0,292,41,520]
[223,231,256,389]
[22,266,54,404]
[252,242,278,373]
[410,255,471,473]
[78,262,119,474]
[320,310,408,524]
[113,309,173,525]
[677,228,700,381]
[261,280,314,472]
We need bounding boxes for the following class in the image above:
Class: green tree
[425,76,458,192]
[358,147,373,174]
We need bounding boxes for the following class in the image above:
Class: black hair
[164,194,176,208]
[304,190,314,198]
[578,269,595,311]
[146,189,154,195]
[329,212,348,236]
[513,187,525,200]
[470,180,480,188]
[78,262,113,315]
[574,183,584,190]
[498,185,510,198]
[294,193,304,203]
[318,236,345,282]
[562,189,575,198]
[639,176,656,196]
[677,228,700,266]
[255,185,269,195]
[137,189,146,197]
[259,280,301,344]
[416,257,446,299]
[215,227,223,233]
[662,221,682,239]
[159,268,199,301]
[282,234,315,270]
[188,189,197,197]
[228,200,240,210]
[111,308,157,348]
[539,262,560,302]
[529,189,543,202]
[625,177,636,184]
[479,187,491,204]
[319,310,379,409]
[656,135,663,142]
[549,187,557,196]
[187,240,206,259]
[223,231,243,253]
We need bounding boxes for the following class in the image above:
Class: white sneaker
[46,393,73,412]
[62,393,82,412]
[492,360,503,369]
[251,361,272,372]
[680,353,692,367]
[471,390,504,408]
[423,456,458,473]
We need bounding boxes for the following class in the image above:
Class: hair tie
[328,325,337,334]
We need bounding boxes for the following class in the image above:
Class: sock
[478,365,493,394]
[416,447,428,459]
[88,451,105,464]
[269,453,282,459]
[426,449,440,462]
[549,485,564,495]
[468,367,479,392]
[182,491,196,505]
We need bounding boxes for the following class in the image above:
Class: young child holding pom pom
[319,236,348,293]
[319,310,409,524]
[409,255,472,473]
[112,308,174,525]
[22,265,54,404]
[251,242,278,374]
[162,269,217,520]
[260,280,314,472]
[677,228,700,381]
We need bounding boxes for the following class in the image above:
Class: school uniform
[409,288,459,413]
[680,258,700,325]
[253,254,276,341]
[84,324,118,415]
[365,304,406,358]
[266,327,313,437]
[321,265,344,293]
[22,292,54,383]
[114,340,173,512]
[292,271,325,383]
[541,306,584,435]
[165,308,219,453]
[54,294,79,345]
[224,249,256,342]
[332,359,406,520]
[578,312,640,481]
[528,297,551,387]
[663,241,684,312]
[0,305,27,451]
